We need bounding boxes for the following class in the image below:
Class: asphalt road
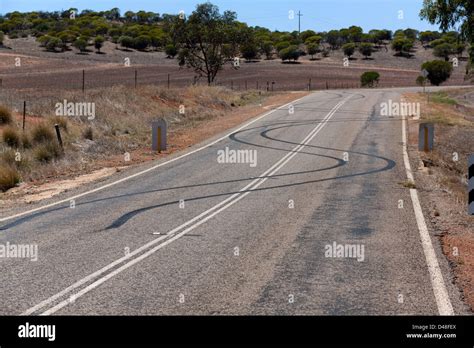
[0,87,469,315]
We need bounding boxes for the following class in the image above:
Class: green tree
[420,0,474,70]
[359,42,374,59]
[45,36,62,52]
[304,35,322,45]
[241,42,259,61]
[433,42,454,61]
[260,40,273,60]
[275,41,290,52]
[174,3,244,85]
[326,30,342,49]
[119,35,134,49]
[0,31,4,45]
[279,45,300,62]
[134,35,151,50]
[94,35,105,53]
[421,60,453,85]
[391,38,413,57]
[342,42,356,58]
[307,43,319,60]
[73,37,87,53]
[300,30,316,42]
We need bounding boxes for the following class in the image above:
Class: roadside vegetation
[404,87,474,310]
[0,85,268,192]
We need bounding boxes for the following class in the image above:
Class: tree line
[0,1,472,84]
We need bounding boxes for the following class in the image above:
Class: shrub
[73,38,88,53]
[0,31,4,45]
[0,166,20,192]
[3,127,20,148]
[165,44,177,58]
[34,143,62,163]
[0,105,12,124]
[421,60,453,86]
[83,127,93,140]
[416,75,427,86]
[361,71,380,87]
[31,123,55,143]
[21,133,31,149]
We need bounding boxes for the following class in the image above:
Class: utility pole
[297,11,303,34]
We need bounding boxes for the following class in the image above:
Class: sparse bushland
[1,3,470,84]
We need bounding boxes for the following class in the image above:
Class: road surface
[0,87,468,315]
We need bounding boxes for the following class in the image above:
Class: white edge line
[402,114,454,315]
[31,94,351,315]
[1,93,312,223]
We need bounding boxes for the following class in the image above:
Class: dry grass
[0,165,20,192]
[2,126,20,148]
[0,85,266,190]
[0,105,12,124]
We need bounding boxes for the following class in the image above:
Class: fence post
[22,101,26,131]
[308,78,312,91]
[231,80,233,90]
[256,81,259,90]
[135,69,138,88]
[82,69,85,93]
[167,74,170,89]
[326,81,329,89]
[245,80,247,90]
[266,81,269,91]
[54,124,63,149]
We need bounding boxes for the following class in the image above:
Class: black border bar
[0,316,473,346]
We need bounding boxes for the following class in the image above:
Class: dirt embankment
[405,88,474,311]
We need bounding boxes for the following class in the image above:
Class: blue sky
[0,0,440,32]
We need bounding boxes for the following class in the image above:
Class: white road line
[1,94,311,223]
[402,114,454,315]
[26,94,352,315]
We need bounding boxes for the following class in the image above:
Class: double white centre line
[23,94,352,316]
